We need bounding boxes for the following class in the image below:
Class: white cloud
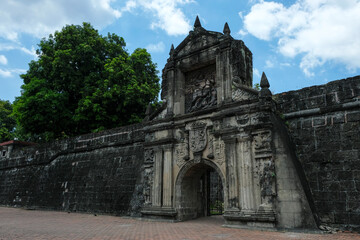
[253,67,261,79]
[265,59,274,68]
[238,29,247,37]
[0,0,121,41]
[121,0,137,12]
[122,0,193,36]
[241,0,360,76]
[0,55,8,65]
[0,43,37,58]
[0,68,26,78]
[0,69,12,78]
[146,41,165,53]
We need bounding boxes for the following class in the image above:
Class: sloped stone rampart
[275,76,360,230]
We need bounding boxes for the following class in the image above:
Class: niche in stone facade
[185,64,217,113]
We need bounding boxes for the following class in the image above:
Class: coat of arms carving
[189,122,207,153]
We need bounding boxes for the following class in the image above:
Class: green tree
[13,23,160,142]
[0,100,16,142]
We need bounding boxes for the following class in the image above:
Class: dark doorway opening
[209,170,224,215]
[177,162,224,221]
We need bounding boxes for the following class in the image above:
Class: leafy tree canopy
[13,23,160,142]
[0,99,16,143]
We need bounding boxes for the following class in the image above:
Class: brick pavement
[0,207,359,240]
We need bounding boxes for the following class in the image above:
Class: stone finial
[223,22,231,35]
[259,72,272,98]
[194,15,201,28]
[260,72,270,88]
[169,44,174,56]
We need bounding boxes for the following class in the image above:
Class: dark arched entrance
[175,160,225,221]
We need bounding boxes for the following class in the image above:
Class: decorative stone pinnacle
[194,15,201,28]
[259,72,272,99]
[169,44,174,56]
[260,72,270,88]
[223,22,231,35]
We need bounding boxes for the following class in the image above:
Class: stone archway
[175,159,226,221]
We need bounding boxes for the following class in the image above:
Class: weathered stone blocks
[276,75,360,231]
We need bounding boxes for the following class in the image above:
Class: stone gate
[1,17,359,231]
[139,17,316,228]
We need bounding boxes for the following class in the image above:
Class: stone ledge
[141,207,177,220]
[223,209,276,224]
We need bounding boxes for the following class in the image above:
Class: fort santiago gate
[139,17,316,229]
[1,17,360,231]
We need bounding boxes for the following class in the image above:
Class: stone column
[173,69,185,115]
[216,49,232,104]
[224,138,239,209]
[165,65,175,117]
[162,145,173,207]
[237,136,256,211]
[152,148,163,207]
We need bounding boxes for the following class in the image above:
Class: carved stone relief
[189,122,207,153]
[257,158,276,206]
[252,130,276,209]
[253,131,272,156]
[232,76,257,102]
[213,139,225,166]
[144,149,155,163]
[232,88,257,102]
[185,65,217,113]
[143,167,153,206]
[175,143,188,167]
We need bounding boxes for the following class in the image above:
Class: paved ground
[0,207,359,240]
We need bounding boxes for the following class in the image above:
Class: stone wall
[0,75,359,230]
[275,75,360,230]
[0,124,145,215]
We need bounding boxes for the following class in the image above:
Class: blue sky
[1,0,360,102]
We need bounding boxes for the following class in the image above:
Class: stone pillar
[216,49,232,104]
[252,130,276,226]
[165,66,175,117]
[215,54,223,103]
[173,69,185,115]
[237,136,256,211]
[152,148,163,207]
[162,145,173,207]
[224,138,239,209]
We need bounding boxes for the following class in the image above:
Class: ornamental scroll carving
[232,88,256,102]
[231,76,257,102]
